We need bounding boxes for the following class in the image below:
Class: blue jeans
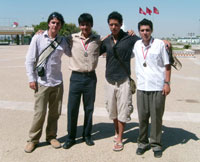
[67,71,97,141]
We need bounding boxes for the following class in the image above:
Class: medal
[142,38,154,68]
[81,39,89,57]
[84,52,88,57]
[143,62,147,67]
[142,47,150,68]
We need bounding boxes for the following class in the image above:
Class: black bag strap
[166,45,182,70]
[35,36,62,68]
[111,38,133,81]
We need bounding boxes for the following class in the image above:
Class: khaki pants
[28,83,63,143]
[137,90,166,151]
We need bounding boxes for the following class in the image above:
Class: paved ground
[0,45,200,162]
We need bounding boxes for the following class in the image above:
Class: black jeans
[67,71,97,141]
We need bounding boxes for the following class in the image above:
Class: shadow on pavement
[162,125,199,151]
[92,122,139,143]
[36,123,199,151]
[92,122,199,152]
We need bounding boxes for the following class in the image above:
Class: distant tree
[33,21,97,36]
[59,23,80,36]
[33,22,80,36]
[183,44,191,49]
[33,22,48,33]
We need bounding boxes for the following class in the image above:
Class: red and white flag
[13,22,19,26]
[139,7,146,15]
[153,7,159,14]
[146,7,152,15]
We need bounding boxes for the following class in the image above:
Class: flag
[153,7,159,14]
[146,7,152,15]
[139,7,146,15]
[13,22,18,27]
[13,22,19,26]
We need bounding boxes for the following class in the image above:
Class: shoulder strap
[166,47,182,70]
[109,32,133,80]
[36,36,62,68]
[113,46,132,80]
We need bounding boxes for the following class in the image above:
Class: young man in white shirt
[133,18,171,158]
[25,12,70,153]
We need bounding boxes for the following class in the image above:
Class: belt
[107,78,127,86]
[72,70,95,76]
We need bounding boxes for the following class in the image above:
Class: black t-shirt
[100,30,140,82]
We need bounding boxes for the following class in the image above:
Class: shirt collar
[141,37,154,48]
[43,30,49,38]
[75,31,98,40]
[43,30,59,40]
[111,29,125,41]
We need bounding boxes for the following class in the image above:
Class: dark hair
[138,18,153,31]
[78,13,93,27]
[107,11,123,24]
[47,12,65,27]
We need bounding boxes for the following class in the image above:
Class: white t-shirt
[133,38,169,91]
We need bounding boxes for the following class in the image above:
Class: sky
[0,0,200,38]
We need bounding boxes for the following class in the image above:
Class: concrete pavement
[0,45,199,162]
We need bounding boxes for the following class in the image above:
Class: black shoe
[62,140,76,149]
[83,137,94,146]
[154,150,162,158]
[136,146,150,155]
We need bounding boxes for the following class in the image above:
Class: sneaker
[24,142,35,153]
[49,139,61,149]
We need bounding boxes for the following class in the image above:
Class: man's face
[79,22,92,37]
[48,18,62,34]
[108,19,122,36]
[139,25,152,42]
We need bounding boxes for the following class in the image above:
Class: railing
[0,26,34,35]
[173,50,195,57]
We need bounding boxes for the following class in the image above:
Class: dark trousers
[67,71,97,141]
[137,90,166,151]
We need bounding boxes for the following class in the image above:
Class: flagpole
[152,12,155,38]
[153,7,160,38]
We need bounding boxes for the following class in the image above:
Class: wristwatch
[164,81,170,85]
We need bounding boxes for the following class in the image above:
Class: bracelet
[164,81,170,85]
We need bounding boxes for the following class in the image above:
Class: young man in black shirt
[100,11,139,151]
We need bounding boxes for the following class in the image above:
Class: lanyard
[81,39,90,57]
[141,38,154,61]
[81,39,89,51]
[142,46,150,61]
[141,38,154,67]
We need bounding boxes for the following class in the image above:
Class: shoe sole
[136,146,151,155]
[51,145,61,149]
[62,142,76,149]
[24,150,33,153]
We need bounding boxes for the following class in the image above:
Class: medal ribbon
[142,38,154,61]
[81,39,89,53]
[142,47,150,61]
